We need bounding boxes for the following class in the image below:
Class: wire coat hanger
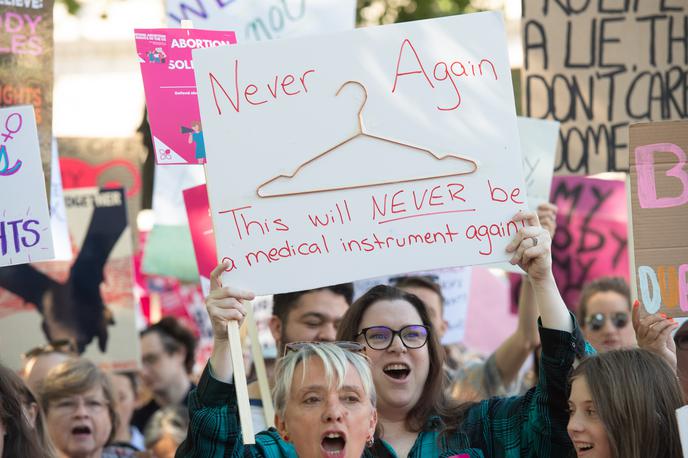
[256,80,479,198]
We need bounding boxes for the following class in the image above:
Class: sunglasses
[356,325,429,351]
[585,312,630,332]
[283,341,365,357]
[23,339,77,360]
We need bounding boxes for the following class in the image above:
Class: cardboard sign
[57,136,144,248]
[194,12,526,294]
[522,2,687,175]
[354,267,472,345]
[0,187,139,371]
[550,176,629,308]
[0,106,54,266]
[166,0,355,42]
[135,28,237,165]
[0,0,54,194]
[629,120,688,316]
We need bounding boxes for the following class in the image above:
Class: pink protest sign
[183,184,216,293]
[549,176,629,308]
[135,28,236,165]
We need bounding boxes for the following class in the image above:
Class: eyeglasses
[356,325,429,350]
[23,339,77,360]
[283,341,365,357]
[585,312,630,332]
[51,395,109,415]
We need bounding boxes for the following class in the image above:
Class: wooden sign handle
[201,143,254,443]
[227,320,255,444]
[244,299,275,427]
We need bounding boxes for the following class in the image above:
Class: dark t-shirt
[131,383,195,432]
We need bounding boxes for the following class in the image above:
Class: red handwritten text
[219,205,290,240]
[392,38,498,111]
[371,183,467,221]
[466,218,526,256]
[209,60,316,115]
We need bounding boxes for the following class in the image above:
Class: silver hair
[143,405,189,449]
[272,343,376,418]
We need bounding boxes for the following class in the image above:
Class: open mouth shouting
[383,362,410,382]
[320,430,347,458]
[71,424,93,440]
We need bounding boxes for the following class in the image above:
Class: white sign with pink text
[193,12,527,294]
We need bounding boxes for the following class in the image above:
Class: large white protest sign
[518,117,559,208]
[166,0,355,42]
[0,106,54,267]
[194,12,526,295]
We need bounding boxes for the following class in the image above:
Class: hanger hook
[335,80,368,125]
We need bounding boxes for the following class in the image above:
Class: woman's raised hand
[206,262,255,341]
[506,211,553,282]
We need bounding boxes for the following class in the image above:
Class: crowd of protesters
[1,204,685,458]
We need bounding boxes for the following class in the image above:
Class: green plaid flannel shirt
[176,315,588,458]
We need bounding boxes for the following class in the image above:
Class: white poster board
[677,405,688,458]
[490,116,559,273]
[518,116,559,209]
[0,106,54,266]
[166,0,356,42]
[194,12,526,295]
[49,139,72,261]
[354,267,472,345]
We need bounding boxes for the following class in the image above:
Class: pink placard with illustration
[135,28,237,165]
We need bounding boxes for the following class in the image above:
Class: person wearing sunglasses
[577,277,636,353]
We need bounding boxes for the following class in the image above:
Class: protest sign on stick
[0,105,54,267]
[166,0,355,41]
[194,12,527,295]
[629,120,688,316]
[522,1,687,175]
[135,28,237,165]
[0,0,54,193]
